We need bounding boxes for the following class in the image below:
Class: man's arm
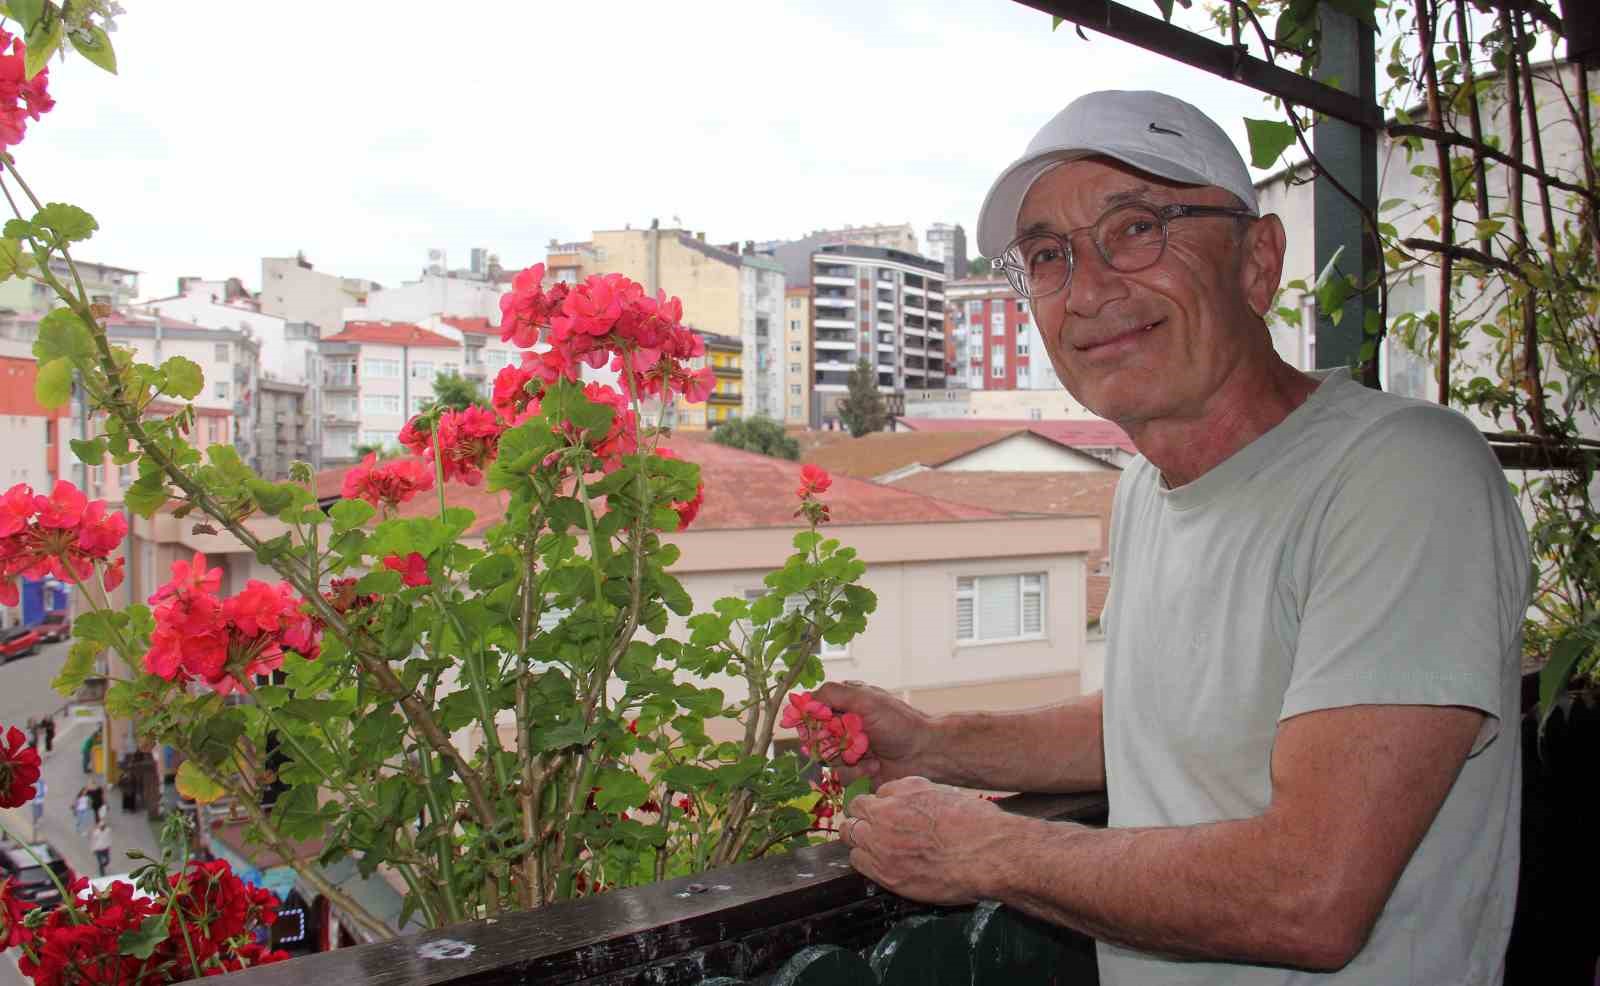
[846,702,1484,971]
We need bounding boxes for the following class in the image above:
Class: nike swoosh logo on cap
[1147,123,1184,137]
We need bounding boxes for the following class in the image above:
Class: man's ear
[1239,214,1287,319]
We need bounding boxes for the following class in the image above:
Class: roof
[324,321,460,348]
[802,428,1102,480]
[894,417,1138,455]
[316,434,1006,536]
[886,470,1120,623]
[441,316,497,336]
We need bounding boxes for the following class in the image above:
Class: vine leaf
[176,760,225,804]
[1244,117,1297,169]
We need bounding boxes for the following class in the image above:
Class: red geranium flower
[341,453,434,511]
[797,464,832,498]
[383,552,431,588]
[0,27,54,148]
[0,725,40,808]
[0,877,31,949]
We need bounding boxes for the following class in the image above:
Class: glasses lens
[1006,233,1070,299]
[1096,204,1167,273]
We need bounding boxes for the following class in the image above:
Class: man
[824,90,1527,984]
[90,818,111,877]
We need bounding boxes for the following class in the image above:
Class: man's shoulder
[1317,379,1499,478]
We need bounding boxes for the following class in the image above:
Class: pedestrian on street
[29,778,45,842]
[43,715,53,753]
[73,787,92,836]
[90,819,111,876]
[85,777,105,821]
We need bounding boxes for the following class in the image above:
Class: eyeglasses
[991,202,1255,300]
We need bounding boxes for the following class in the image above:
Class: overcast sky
[16,0,1281,301]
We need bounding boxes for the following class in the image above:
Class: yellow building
[702,332,743,427]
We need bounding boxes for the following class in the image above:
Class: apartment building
[810,244,946,428]
[258,379,315,479]
[0,258,138,314]
[702,332,742,428]
[344,271,505,326]
[140,284,319,387]
[259,255,378,340]
[781,287,812,427]
[317,321,460,465]
[740,256,784,421]
[942,276,1061,391]
[923,223,969,281]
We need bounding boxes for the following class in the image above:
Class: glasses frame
[991,202,1256,300]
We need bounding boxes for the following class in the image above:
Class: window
[790,384,801,395]
[1017,333,1030,356]
[1014,300,1026,313]
[363,394,402,415]
[790,342,802,352]
[410,361,436,380]
[1028,408,1043,421]
[360,430,399,448]
[991,362,1005,379]
[214,381,229,400]
[214,342,230,362]
[443,362,459,376]
[366,358,401,379]
[788,298,801,310]
[790,403,802,417]
[789,363,801,374]
[789,319,801,332]
[990,311,1006,336]
[956,574,1045,643]
[485,349,511,370]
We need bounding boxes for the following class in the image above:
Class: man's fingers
[876,775,931,798]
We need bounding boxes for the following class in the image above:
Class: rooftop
[802,428,1102,480]
[440,316,498,336]
[324,321,460,348]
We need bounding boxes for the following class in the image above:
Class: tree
[710,415,800,459]
[430,369,484,411]
[836,359,888,437]
[353,442,403,461]
[968,256,990,277]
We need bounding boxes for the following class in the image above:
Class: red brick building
[943,276,1034,390]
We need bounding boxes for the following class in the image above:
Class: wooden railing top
[221,791,1108,986]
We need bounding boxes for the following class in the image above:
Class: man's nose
[1065,240,1128,318]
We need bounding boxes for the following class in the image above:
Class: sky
[14,0,1284,302]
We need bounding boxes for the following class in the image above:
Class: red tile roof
[325,321,460,347]
[894,417,1138,455]
[803,429,1027,479]
[316,434,1006,536]
[441,316,497,336]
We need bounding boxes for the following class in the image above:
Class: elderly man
[823,90,1527,984]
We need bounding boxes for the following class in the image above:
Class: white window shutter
[979,576,1021,640]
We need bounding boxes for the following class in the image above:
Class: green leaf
[1243,118,1297,169]
[191,713,245,767]
[246,478,294,515]
[31,203,97,245]
[8,0,45,33]
[69,436,106,465]
[1050,14,1064,30]
[1538,631,1591,737]
[0,238,34,281]
[51,639,101,697]
[272,784,335,841]
[660,764,715,791]
[843,776,872,810]
[22,10,59,80]
[206,444,251,482]
[122,477,171,517]
[468,553,517,590]
[175,761,225,804]
[117,914,170,960]
[354,569,402,595]
[34,357,72,408]
[68,25,116,74]
[34,307,98,363]
[330,498,375,533]
[1153,0,1175,21]
[160,356,203,399]
[592,770,650,813]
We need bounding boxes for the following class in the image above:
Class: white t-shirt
[1100,370,1527,985]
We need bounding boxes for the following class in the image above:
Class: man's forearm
[987,813,1350,971]
[925,692,1105,793]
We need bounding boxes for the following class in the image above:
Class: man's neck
[1125,358,1322,489]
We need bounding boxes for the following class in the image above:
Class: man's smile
[1072,317,1165,355]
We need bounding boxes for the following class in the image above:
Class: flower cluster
[781,691,869,766]
[144,553,320,694]
[0,726,41,809]
[341,452,434,511]
[794,465,833,525]
[7,860,286,984]
[382,552,430,588]
[0,481,126,605]
[499,264,713,405]
[0,27,53,148]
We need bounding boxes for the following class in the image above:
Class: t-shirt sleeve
[1279,405,1529,756]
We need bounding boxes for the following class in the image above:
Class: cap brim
[975,144,1219,259]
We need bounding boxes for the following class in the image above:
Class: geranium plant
[0,2,876,938]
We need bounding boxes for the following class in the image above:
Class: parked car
[36,612,70,643]
[0,842,72,908]
[0,625,43,663]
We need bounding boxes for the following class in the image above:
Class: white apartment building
[782,288,812,427]
[140,286,318,387]
[259,255,379,340]
[344,272,505,327]
[740,256,786,421]
[317,322,461,465]
[810,244,946,428]
[923,223,969,281]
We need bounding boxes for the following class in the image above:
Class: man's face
[1018,158,1256,427]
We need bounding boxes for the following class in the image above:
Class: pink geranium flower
[383,552,431,588]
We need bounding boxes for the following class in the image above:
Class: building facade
[257,380,315,479]
[141,286,319,387]
[316,322,461,465]
[344,272,506,327]
[740,256,785,421]
[781,288,812,427]
[923,223,969,281]
[0,258,138,315]
[701,332,742,428]
[259,255,378,340]
[942,276,1062,391]
[810,244,946,428]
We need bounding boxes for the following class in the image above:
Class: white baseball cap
[975,90,1259,258]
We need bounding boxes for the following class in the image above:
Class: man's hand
[841,776,1021,906]
[812,681,937,787]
